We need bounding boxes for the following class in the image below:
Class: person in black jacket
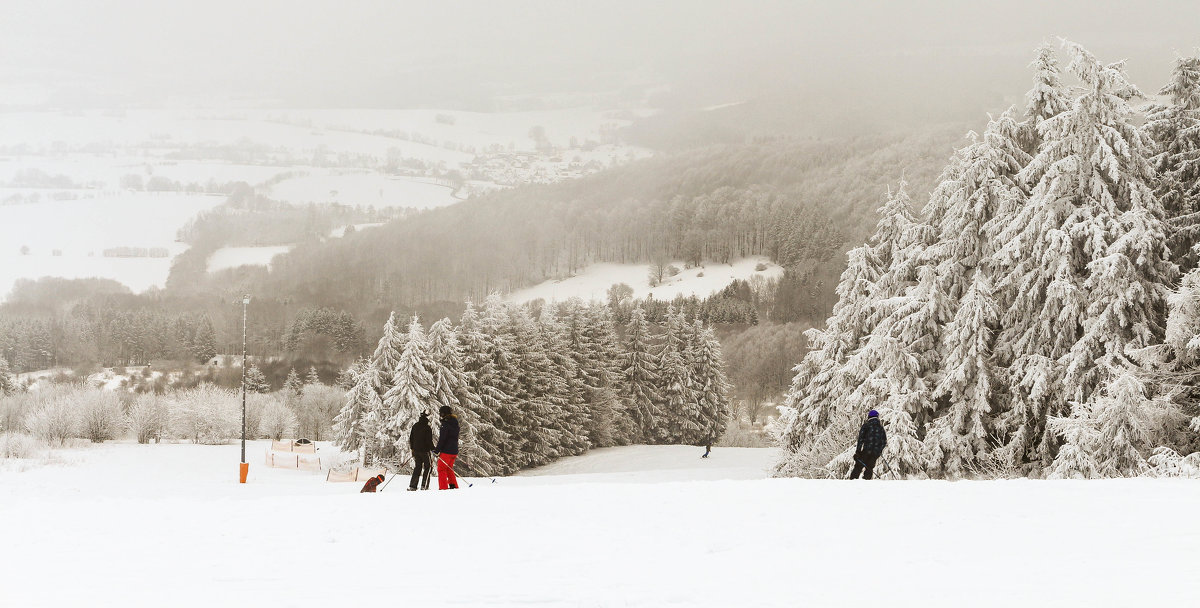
[408,412,435,491]
[851,410,887,480]
[432,405,460,490]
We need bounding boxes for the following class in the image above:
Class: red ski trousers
[437,453,458,490]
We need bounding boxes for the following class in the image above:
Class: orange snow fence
[271,440,317,454]
[326,467,385,482]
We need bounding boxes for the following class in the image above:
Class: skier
[408,411,435,491]
[702,437,712,459]
[360,473,385,493]
[431,405,460,490]
[850,410,887,480]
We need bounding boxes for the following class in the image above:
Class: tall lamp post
[239,294,251,483]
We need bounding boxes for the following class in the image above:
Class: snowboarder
[431,405,460,490]
[360,473,385,493]
[850,410,887,480]
[408,411,434,491]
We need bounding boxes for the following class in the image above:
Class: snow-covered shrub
[962,451,1021,480]
[78,390,124,443]
[1048,373,1176,478]
[257,394,298,441]
[666,264,680,277]
[1,391,37,435]
[25,393,80,446]
[126,394,169,444]
[716,420,772,448]
[0,432,40,459]
[1147,447,1200,478]
[292,384,343,441]
[168,384,240,444]
[754,262,768,272]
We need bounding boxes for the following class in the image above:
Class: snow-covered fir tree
[619,305,663,442]
[305,366,321,387]
[586,303,636,445]
[379,317,438,467]
[459,300,520,474]
[1049,372,1172,478]
[991,41,1176,468]
[502,302,569,465]
[926,274,999,477]
[691,320,732,445]
[244,364,271,393]
[426,318,508,476]
[284,368,304,401]
[371,311,407,392]
[538,302,591,454]
[656,307,701,444]
[1020,42,1069,154]
[777,245,881,476]
[778,40,1189,480]
[1144,53,1200,270]
[333,362,383,465]
[0,356,19,396]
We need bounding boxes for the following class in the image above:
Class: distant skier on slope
[702,436,712,459]
[850,410,887,480]
[408,411,435,491]
[360,473,385,493]
[431,405,460,490]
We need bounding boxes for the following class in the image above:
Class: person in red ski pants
[432,405,460,490]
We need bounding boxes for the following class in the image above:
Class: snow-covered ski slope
[2,442,1197,607]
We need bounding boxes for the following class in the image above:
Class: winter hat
[867,410,879,418]
[439,405,453,418]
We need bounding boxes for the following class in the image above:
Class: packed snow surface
[507,256,782,303]
[2,442,1196,607]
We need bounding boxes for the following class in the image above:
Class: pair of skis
[377,465,495,492]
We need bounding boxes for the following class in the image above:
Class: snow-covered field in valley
[507,257,783,303]
[0,192,223,296]
[2,442,1196,607]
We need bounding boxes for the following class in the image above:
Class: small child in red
[360,474,385,493]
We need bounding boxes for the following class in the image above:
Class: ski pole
[878,457,893,480]
[378,472,396,492]
[434,453,472,488]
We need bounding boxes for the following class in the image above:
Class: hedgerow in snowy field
[777,40,1199,479]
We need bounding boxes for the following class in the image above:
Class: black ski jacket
[409,416,434,454]
[856,418,887,457]
[434,414,459,455]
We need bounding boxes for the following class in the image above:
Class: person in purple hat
[851,410,887,479]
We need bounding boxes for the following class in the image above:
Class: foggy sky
[3,0,1198,113]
